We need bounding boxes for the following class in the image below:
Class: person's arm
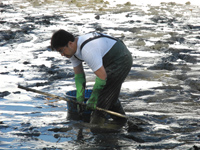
[74,63,86,113]
[73,63,84,74]
[86,65,107,110]
[94,66,107,80]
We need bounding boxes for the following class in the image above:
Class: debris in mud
[21,122,31,127]
[0,30,33,46]
[148,60,175,71]
[131,90,155,97]
[127,117,149,132]
[129,27,142,34]
[127,121,143,132]
[151,15,177,24]
[24,15,62,26]
[189,145,200,150]
[95,14,100,20]
[13,130,41,137]
[28,63,74,83]
[81,122,123,134]
[49,71,74,81]
[48,127,73,132]
[124,134,145,143]
[23,61,31,65]
[0,3,13,12]
[150,41,169,50]
[53,133,69,139]
[169,35,185,44]
[185,78,200,91]
[134,38,146,46]
[35,82,50,87]
[0,91,11,98]
[13,91,21,94]
[0,122,9,129]
[0,72,9,75]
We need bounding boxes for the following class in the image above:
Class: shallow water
[0,0,200,149]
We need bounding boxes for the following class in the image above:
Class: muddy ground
[0,0,200,149]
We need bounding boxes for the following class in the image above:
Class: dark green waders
[90,40,133,125]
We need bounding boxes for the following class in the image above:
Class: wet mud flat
[0,0,200,149]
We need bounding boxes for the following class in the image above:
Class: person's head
[51,29,75,51]
[51,29,76,58]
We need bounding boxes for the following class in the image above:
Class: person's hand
[77,104,86,114]
[86,77,106,110]
[75,73,86,114]
[86,97,97,110]
[76,95,85,114]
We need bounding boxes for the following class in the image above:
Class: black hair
[51,29,75,51]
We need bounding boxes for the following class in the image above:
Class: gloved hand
[86,77,106,110]
[75,73,86,114]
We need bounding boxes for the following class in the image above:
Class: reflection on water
[0,0,200,149]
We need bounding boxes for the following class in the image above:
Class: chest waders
[75,33,133,125]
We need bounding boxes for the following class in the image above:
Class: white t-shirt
[70,32,117,72]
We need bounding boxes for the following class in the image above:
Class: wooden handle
[18,85,127,119]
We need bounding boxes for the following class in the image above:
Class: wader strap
[74,33,117,62]
[74,55,83,62]
[80,33,117,51]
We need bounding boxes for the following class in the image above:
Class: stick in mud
[18,84,127,119]
[18,84,143,131]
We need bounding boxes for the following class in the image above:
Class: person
[51,29,133,126]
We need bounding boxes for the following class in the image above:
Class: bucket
[66,89,92,122]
